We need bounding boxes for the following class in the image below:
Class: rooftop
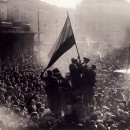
[0,0,7,2]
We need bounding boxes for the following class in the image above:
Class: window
[1,11,4,19]
[0,9,4,20]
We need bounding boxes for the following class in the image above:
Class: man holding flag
[40,13,97,117]
[40,13,80,115]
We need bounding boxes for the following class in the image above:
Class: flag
[46,15,76,69]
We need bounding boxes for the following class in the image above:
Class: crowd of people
[0,55,48,130]
[0,46,130,130]
[40,57,96,119]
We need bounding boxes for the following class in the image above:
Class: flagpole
[75,42,81,63]
[67,12,81,63]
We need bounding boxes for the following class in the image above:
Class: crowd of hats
[0,47,130,130]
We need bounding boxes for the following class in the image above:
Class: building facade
[0,0,7,21]
[7,0,72,43]
[76,0,130,47]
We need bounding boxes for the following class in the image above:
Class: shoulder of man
[69,63,77,68]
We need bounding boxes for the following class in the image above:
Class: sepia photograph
[0,0,130,129]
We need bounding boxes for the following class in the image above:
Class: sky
[41,0,130,8]
[40,0,83,8]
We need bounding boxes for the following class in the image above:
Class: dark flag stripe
[47,34,75,69]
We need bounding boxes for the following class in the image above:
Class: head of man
[71,58,77,64]
[53,68,62,78]
[83,57,90,64]
[53,68,60,74]
[47,70,52,77]
[91,65,96,70]
[65,72,70,80]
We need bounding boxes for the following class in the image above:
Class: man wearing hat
[82,57,90,67]
[40,70,61,116]
[82,60,96,110]
[85,64,96,105]
[81,57,90,87]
